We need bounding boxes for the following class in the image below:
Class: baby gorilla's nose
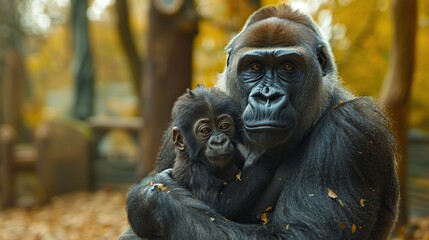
[208,134,229,148]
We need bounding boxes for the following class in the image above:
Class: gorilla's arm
[213,156,278,222]
[125,98,398,239]
[266,98,399,240]
[126,170,271,239]
[126,121,273,238]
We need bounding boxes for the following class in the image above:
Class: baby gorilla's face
[194,114,236,168]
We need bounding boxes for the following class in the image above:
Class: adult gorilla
[124,4,399,240]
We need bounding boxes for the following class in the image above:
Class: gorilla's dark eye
[281,62,296,73]
[199,126,212,135]
[219,122,231,131]
[249,63,263,72]
[216,114,234,134]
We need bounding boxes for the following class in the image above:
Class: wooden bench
[1,125,43,208]
[88,116,142,189]
[0,121,90,209]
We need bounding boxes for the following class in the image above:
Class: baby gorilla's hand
[149,169,174,192]
[154,168,173,183]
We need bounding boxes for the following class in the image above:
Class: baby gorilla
[170,86,244,207]
[126,87,275,236]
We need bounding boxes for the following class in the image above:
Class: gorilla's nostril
[210,135,228,147]
[262,86,270,94]
[220,138,229,147]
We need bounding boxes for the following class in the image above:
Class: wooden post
[0,124,16,209]
[1,51,25,135]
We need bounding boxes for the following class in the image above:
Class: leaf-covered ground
[394,217,429,240]
[0,190,129,240]
[1,190,428,239]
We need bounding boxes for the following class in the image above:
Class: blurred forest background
[0,0,429,239]
[3,0,429,132]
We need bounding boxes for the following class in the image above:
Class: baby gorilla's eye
[219,122,231,131]
[199,126,212,135]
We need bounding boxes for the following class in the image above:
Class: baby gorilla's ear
[172,127,185,151]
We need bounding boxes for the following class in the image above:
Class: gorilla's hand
[126,169,270,239]
[126,169,175,238]
[152,168,174,186]
[213,157,276,222]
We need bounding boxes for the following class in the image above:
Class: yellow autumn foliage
[23,0,429,132]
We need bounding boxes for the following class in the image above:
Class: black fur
[124,4,398,240]
[170,87,244,210]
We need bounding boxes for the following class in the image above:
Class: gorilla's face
[238,49,302,147]
[223,16,331,149]
[172,87,243,167]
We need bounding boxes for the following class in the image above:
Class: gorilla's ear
[172,127,185,151]
[186,88,196,98]
[317,45,328,76]
[196,84,206,89]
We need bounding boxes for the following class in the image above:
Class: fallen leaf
[360,198,366,207]
[351,224,357,234]
[327,188,338,199]
[223,181,227,185]
[285,224,290,230]
[309,194,314,197]
[338,199,345,207]
[152,183,168,192]
[210,217,215,222]
[333,100,345,109]
[339,222,347,230]
[236,171,242,181]
[260,212,268,225]
[260,206,273,225]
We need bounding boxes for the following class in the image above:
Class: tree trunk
[115,0,142,102]
[378,0,417,228]
[2,51,25,128]
[138,0,198,178]
[70,0,95,120]
[0,0,25,136]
